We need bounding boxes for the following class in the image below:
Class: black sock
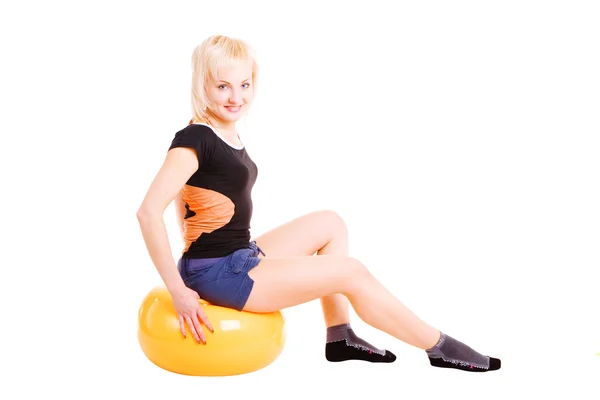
[426,332,501,372]
[325,323,396,363]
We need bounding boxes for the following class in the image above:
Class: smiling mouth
[225,105,243,112]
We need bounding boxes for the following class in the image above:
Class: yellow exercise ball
[138,286,286,376]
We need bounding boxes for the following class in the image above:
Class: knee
[348,256,370,276]
[319,209,348,237]
[340,257,371,291]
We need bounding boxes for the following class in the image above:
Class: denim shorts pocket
[183,258,227,286]
[226,249,254,274]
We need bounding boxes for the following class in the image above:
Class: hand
[171,286,214,343]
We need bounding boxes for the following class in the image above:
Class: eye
[242,83,250,89]
[218,84,228,90]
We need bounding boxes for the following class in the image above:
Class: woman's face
[205,60,254,128]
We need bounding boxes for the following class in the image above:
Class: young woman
[136,35,501,372]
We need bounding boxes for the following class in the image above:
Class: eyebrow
[217,78,251,84]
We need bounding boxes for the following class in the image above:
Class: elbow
[136,207,162,222]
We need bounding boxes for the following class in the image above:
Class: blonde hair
[189,35,258,125]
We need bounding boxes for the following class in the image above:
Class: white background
[1,0,599,398]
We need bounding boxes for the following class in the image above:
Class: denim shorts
[176,241,266,311]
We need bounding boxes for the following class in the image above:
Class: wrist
[163,275,187,296]
[168,283,187,295]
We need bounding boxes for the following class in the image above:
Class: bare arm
[136,147,198,293]
[136,146,213,342]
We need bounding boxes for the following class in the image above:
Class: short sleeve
[168,124,215,168]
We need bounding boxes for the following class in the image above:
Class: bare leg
[246,253,440,350]
[252,210,352,327]
[247,210,501,371]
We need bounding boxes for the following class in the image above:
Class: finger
[185,316,200,343]
[197,308,214,332]
[179,316,186,338]
[192,315,206,344]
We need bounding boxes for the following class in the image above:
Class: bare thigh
[252,210,347,257]
[245,254,368,313]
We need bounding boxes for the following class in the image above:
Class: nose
[229,88,242,104]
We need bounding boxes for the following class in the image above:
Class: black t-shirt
[168,123,258,258]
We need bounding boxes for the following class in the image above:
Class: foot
[426,332,501,372]
[325,323,396,363]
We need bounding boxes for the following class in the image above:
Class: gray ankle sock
[326,323,386,356]
[426,332,490,370]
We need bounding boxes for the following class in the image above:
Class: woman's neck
[199,117,237,135]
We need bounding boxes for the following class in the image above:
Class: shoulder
[173,123,216,140]
[170,123,218,149]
